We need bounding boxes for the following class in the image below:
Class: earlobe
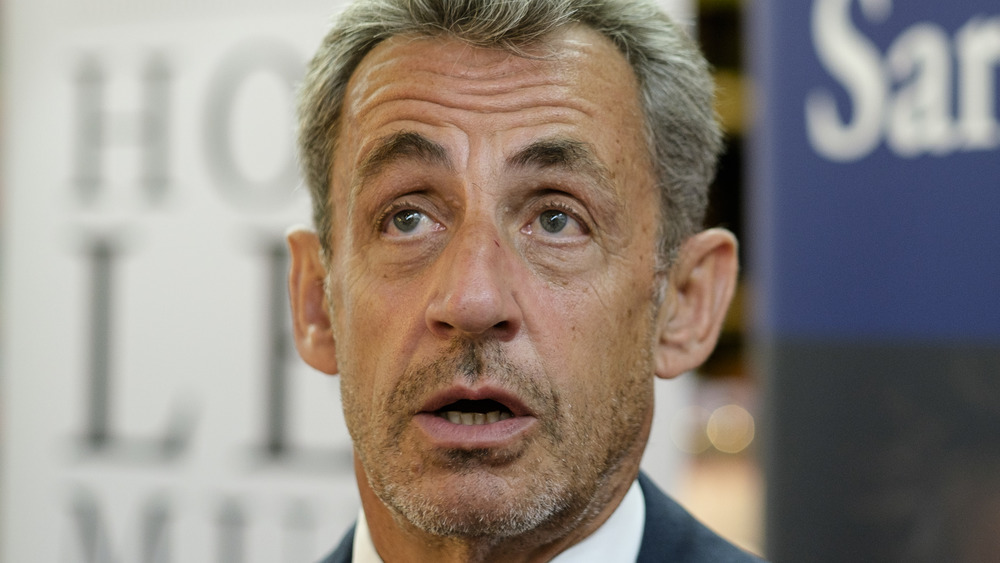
[287,226,339,375]
[653,228,738,379]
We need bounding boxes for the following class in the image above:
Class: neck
[354,456,639,563]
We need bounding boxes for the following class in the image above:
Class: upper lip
[419,384,534,418]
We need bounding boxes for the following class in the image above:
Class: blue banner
[750,0,1000,340]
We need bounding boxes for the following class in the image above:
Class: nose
[424,223,523,341]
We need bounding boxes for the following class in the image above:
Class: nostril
[430,319,454,333]
[488,319,521,341]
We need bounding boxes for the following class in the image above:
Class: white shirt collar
[352,479,645,563]
[352,502,381,563]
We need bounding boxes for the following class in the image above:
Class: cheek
[540,279,653,372]
[333,250,402,329]
[562,271,659,387]
[331,264,427,391]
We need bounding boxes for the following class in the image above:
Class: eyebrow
[353,133,616,204]
[356,131,452,187]
[506,137,613,190]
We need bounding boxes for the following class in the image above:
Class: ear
[287,226,339,375]
[654,228,738,379]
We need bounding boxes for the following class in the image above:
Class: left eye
[527,209,587,238]
[539,210,569,233]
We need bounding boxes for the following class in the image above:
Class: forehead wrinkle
[352,46,589,117]
[361,79,594,118]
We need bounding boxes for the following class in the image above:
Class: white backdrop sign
[2,1,690,561]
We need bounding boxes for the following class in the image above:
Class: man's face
[326,26,665,537]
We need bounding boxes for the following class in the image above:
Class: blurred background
[2,0,998,561]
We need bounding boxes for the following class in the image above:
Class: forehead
[344,25,640,111]
[347,25,644,133]
[331,26,653,208]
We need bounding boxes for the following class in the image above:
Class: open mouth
[436,399,514,426]
[416,388,536,447]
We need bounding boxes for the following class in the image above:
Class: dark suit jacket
[319,473,765,562]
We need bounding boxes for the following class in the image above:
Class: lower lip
[413,413,537,449]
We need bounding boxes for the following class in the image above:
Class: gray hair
[297,0,721,264]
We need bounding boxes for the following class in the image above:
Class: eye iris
[539,210,568,233]
[393,210,422,232]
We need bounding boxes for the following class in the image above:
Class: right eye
[382,208,442,238]
[392,209,423,232]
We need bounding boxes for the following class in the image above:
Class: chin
[378,468,573,539]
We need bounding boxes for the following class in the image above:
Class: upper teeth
[443,411,512,425]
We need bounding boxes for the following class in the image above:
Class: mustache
[399,340,524,397]
[385,339,560,436]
